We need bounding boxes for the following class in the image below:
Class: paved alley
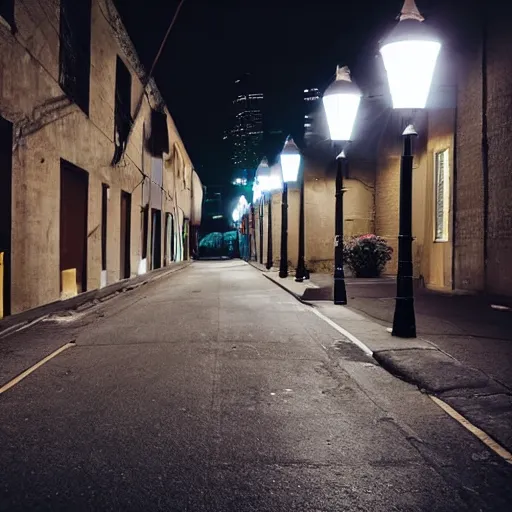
[1,261,511,511]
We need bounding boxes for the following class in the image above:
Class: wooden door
[120,191,131,279]
[60,160,89,293]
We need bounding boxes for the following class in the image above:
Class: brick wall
[454,3,512,296]
[453,32,485,292]
[485,9,512,295]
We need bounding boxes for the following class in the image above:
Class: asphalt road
[1,261,511,511]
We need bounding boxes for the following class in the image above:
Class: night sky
[113,0,459,188]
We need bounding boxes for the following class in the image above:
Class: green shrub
[343,234,393,278]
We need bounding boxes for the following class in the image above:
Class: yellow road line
[0,342,75,395]
[430,395,512,464]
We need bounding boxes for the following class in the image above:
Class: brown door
[151,208,162,270]
[0,116,13,316]
[120,191,131,279]
[60,160,89,293]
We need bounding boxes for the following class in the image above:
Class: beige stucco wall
[375,109,454,290]
[1,0,197,314]
[255,156,375,274]
[423,109,455,290]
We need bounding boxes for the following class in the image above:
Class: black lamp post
[278,183,289,279]
[259,198,264,265]
[380,0,441,337]
[322,66,362,305]
[279,137,301,279]
[295,162,307,282]
[266,193,273,270]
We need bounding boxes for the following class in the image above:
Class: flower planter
[344,234,393,279]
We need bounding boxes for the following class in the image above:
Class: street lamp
[279,136,301,279]
[262,164,283,270]
[254,158,271,266]
[295,149,307,283]
[322,65,362,305]
[380,0,441,338]
[232,195,249,260]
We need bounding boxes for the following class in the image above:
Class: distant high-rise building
[228,74,264,180]
[203,189,223,219]
[303,87,321,141]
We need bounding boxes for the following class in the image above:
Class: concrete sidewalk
[257,265,512,456]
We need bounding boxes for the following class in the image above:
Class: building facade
[253,0,512,299]
[303,88,320,141]
[228,74,264,177]
[0,0,202,317]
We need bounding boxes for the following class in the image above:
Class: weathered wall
[375,109,455,290]
[453,4,512,296]
[453,29,485,292]
[423,109,455,290]
[484,8,512,296]
[255,156,375,274]
[0,0,197,314]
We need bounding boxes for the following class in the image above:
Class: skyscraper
[303,87,321,141]
[229,74,264,180]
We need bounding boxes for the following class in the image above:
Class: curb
[0,262,191,338]
[261,273,315,307]
[257,262,512,460]
[247,260,316,307]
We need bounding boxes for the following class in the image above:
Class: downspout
[451,85,458,291]
[481,4,489,292]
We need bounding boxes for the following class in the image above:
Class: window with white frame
[434,149,450,242]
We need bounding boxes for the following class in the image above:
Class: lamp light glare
[280,154,301,183]
[279,137,301,184]
[322,66,362,142]
[238,195,248,208]
[323,94,361,141]
[252,182,262,203]
[380,40,441,109]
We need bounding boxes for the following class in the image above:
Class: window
[0,0,15,30]
[112,56,132,164]
[148,109,168,156]
[59,0,91,114]
[434,149,450,242]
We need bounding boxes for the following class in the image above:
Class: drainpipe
[451,86,458,291]
[481,4,489,291]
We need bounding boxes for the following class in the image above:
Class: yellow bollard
[0,252,3,320]
[61,268,78,300]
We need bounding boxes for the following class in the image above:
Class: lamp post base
[392,296,416,338]
[334,275,347,305]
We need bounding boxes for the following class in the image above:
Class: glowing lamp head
[279,137,301,183]
[323,66,362,142]
[255,157,271,193]
[238,195,248,210]
[380,0,441,109]
[252,183,262,204]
